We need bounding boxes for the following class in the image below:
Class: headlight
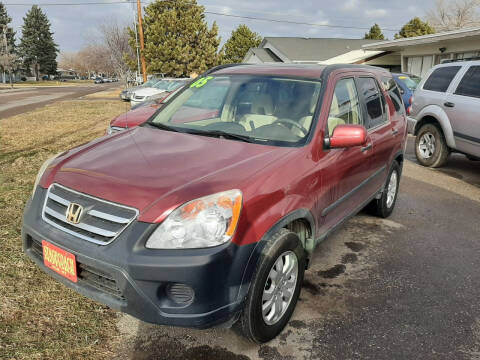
[32,153,61,196]
[145,190,243,249]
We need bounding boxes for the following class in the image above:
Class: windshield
[142,78,159,87]
[398,75,420,90]
[149,75,322,146]
[153,80,186,91]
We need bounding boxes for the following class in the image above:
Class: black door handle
[361,143,372,152]
[392,128,399,135]
[444,102,455,108]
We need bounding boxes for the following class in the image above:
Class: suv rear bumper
[407,116,417,134]
[22,187,258,329]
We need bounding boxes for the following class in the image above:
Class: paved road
[114,157,480,360]
[0,83,118,119]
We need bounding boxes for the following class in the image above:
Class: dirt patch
[341,253,358,264]
[318,264,346,279]
[344,241,365,252]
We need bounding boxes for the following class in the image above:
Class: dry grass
[0,80,93,89]
[83,88,123,99]
[0,99,127,359]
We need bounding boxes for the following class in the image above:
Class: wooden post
[137,0,147,83]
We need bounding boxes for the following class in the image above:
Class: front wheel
[240,229,306,343]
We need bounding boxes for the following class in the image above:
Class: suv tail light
[406,96,413,115]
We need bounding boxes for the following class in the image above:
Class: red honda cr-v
[23,64,407,343]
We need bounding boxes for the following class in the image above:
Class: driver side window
[327,78,362,136]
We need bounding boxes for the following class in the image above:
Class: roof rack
[441,56,480,63]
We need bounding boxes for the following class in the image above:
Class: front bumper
[407,116,417,134]
[22,187,258,328]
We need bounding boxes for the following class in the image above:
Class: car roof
[433,60,480,69]
[211,63,390,80]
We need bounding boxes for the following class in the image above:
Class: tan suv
[408,60,480,167]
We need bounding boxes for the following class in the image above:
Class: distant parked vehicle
[94,77,104,84]
[108,91,180,134]
[408,60,480,167]
[120,77,161,101]
[130,79,189,107]
[392,73,421,112]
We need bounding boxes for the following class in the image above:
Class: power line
[4,1,401,31]
[204,11,400,31]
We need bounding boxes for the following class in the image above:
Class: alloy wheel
[386,170,398,208]
[262,250,298,326]
[418,132,436,159]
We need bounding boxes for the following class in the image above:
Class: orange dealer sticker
[42,240,78,283]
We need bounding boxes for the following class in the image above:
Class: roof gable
[262,37,379,62]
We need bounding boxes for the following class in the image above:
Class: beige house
[363,27,480,77]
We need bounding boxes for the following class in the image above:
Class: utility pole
[136,0,147,83]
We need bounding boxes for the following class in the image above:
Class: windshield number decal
[190,76,213,88]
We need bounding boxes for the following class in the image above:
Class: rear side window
[382,77,404,114]
[357,77,387,128]
[423,66,461,92]
[455,66,480,98]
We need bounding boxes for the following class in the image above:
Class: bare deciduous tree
[426,0,480,31]
[98,21,134,83]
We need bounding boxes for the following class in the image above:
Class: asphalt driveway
[0,83,118,119]
[112,156,480,360]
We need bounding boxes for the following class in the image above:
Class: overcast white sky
[4,0,436,53]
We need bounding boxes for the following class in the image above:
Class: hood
[110,105,159,128]
[43,126,291,222]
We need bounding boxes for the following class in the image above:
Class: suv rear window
[423,66,461,92]
[455,66,480,98]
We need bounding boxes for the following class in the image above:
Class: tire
[240,228,306,343]
[367,161,400,218]
[415,123,449,168]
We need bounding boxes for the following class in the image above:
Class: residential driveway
[113,159,480,360]
[406,135,480,188]
[0,83,118,119]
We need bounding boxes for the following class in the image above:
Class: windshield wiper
[184,129,263,143]
[147,122,180,132]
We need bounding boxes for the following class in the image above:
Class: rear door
[445,65,480,157]
[356,76,392,190]
[318,74,375,233]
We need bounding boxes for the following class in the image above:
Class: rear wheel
[367,161,400,218]
[415,123,449,168]
[240,228,306,343]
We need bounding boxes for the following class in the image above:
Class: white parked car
[130,79,189,107]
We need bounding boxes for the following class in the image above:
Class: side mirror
[328,124,367,149]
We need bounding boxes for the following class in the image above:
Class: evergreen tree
[221,24,262,64]
[394,17,435,39]
[18,5,58,80]
[0,2,15,52]
[130,0,221,77]
[364,24,385,40]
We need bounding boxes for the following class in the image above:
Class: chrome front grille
[42,183,138,245]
